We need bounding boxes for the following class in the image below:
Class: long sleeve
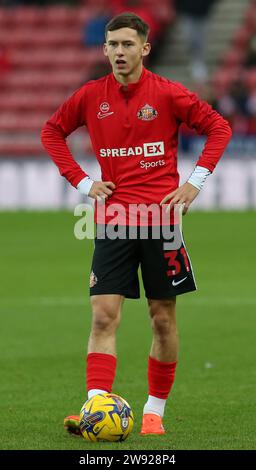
[171,82,232,172]
[41,85,88,187]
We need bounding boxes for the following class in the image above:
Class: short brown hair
[105,12,150,41]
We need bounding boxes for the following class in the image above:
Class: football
[79,393,134,442]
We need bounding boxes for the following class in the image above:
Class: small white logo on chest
[97,102,114,119]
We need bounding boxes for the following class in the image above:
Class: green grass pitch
[1,211,256,450]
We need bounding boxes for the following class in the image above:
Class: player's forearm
[196,118,232,172]
[41,122,88,187]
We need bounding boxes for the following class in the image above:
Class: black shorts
[89,225,197,299]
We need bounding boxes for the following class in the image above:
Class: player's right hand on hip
[89,181,116,201]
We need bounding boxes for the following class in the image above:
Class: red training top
[41,67,232,225]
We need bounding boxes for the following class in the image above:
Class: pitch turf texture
[1,211,256,450]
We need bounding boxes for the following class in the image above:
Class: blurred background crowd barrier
[0,0,255,209]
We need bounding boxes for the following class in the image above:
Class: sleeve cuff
[187,165,211,190]
[77,176,94,196]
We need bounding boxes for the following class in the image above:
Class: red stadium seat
[10,47,107,70]
[233,26,251,49]
[244,4,256,33]
[0,112,48,132]
[0,140,45,156]
[6,69,89,90]
[0,3,175,157]
[0,28,82,48]
[43,6,77,25]
[214,0,256,115]
[0,92,65,112]
[5,7,44,26]
[243,68,256,91]
[221,47,246,68]
[211,69,238,97]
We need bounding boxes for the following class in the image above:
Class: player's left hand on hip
[160,182,200,215]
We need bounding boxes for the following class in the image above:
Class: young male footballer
[41,12,232,436]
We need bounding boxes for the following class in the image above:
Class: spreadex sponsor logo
[99,141,164,158]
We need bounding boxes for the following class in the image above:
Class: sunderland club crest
[137,103,158,121]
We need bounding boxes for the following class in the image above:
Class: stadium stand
[3,0,256,157]
[212,0,256,135]
[0,0,175,157]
